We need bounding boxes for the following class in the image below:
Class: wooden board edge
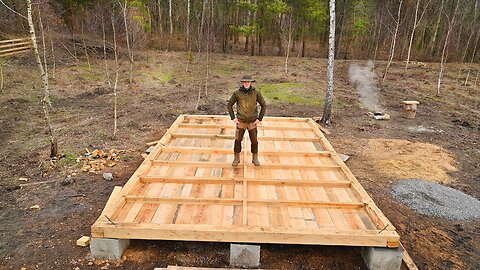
[95,115,186,221]
[92,186,123,225]
[401,242,419,270]
[91,223,399,247]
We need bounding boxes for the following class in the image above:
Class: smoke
[348,61,382,112]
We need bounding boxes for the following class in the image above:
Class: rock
[103,173,113,181]
[29,204,41,210]
[4,185,20,191]
[61,176,74,186]
[339,154,350,162]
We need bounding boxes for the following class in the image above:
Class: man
[227,75,266,166]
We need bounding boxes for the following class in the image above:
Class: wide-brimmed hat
[240,75,255,82]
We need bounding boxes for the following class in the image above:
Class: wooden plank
[159,146,331,156]
[124,196,365,208]
[0,38,30,44]
[401,242,419,270]
[0,49,31,58]
[151,160,341,170]
[140,176,351,188]
[0,45,32,54]
[179,123,313,131]
[171,133,321,142]
[92,223,400,247]
[0,41,31,49]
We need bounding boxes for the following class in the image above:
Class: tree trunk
[405,0,421,70]
[0,61,4,92]
[461,1,478,62]
[437,0,459,96]
[383,0,404,82]
[122,0,133,84]
[186,0,192,72]
[27,0,58,158]
[47,23,56,79]
[429,0,445,56]
[169,0,173,50]
[157,0,163,37]
[284,14,292,75]
[321,0,336,125]
[81,21,91,70]
[373,15,383,70]
[102,16,111,87]
[198,0,208,53]
[111,15,119,136]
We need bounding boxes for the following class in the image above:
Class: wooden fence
[0,37,32,58]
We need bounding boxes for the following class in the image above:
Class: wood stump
[402,101,420,119]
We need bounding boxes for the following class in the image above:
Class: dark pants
[234,127,258,154]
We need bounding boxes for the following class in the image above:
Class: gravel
[391,179,480,220]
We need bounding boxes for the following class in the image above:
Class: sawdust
[358,139,457,183]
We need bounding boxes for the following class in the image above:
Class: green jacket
[227,86,266,123]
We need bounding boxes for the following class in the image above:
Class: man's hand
[254,119,261,126]
[233,118,239,124]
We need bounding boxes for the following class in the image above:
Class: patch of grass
[212,61,253,76]
[143,69,173,83]
[83,71,103,81]
[25,95,39,103]
[258,82,323,106]
[58,151,80,167]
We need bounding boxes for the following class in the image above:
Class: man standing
[227,75,266,166]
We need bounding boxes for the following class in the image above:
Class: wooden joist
[124,196,365,208]
[170,133,321,142]
[150,160,342,170]
[139,176,351,188]
[158,146,331,156]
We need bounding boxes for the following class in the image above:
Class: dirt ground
[0,51,479,270]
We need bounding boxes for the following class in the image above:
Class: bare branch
[0,0,27,20]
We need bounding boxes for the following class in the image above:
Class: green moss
[258,82,323,106]
[58,151,80,167]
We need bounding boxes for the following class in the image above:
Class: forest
[1,0,479,63]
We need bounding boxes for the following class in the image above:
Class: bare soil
[0,51,479,270]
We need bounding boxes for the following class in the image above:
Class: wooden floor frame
[91,115,399,248]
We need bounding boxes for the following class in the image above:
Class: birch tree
[186,0,191,72]
[111,15,119,136]
[382,0,403,82]
[120,0,133,84]
[405,0,431,70]
[0,59,6,93]
[321,0,335,125]
[168,0,173,50]
[437,0,460,96]
[102,16,111,87]
[27,0,58,157]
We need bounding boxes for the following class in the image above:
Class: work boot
[252,153,260,166]
[232,152,240,166]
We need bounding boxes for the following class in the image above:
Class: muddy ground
[0,51,479,270]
